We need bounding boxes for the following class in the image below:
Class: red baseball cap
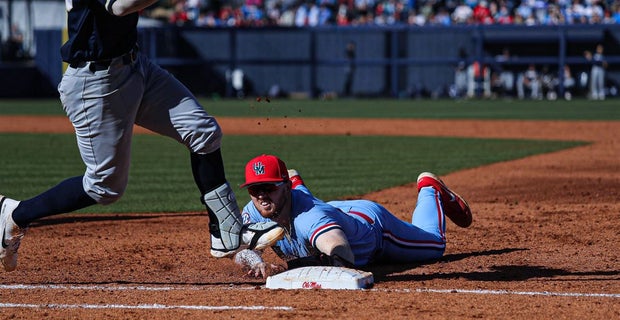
[241,154,289,188]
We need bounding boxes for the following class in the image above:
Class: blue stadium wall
[3,24,619,98]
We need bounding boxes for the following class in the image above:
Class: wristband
[105,0,118,14]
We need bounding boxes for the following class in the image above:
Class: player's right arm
[105,0,158,16]
[313,228,355,267]
[285,218,356,269]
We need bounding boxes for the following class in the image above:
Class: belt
[69,49,137,71]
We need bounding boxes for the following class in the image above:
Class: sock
[12,176,97,228]
[190,149,227,197]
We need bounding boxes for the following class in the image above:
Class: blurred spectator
[195,10,221,26]
[343,41,357,97]
[375,0,404,25]
[1,24,28,61]
[294,2,309,26]
[532,0,547,23]
[467,60,491,98]
[220,5,243,26]
[585,44,607,100]
[170,0,190,25]
[451,47,469,99]
[494,2,514,24]
[146,0,176,23]
[613,3,620,23]
[408,8,427,25]
[539,64,576,100]
[419,1,434,19]
[432,6,452,25]
[335,4,351,25]
[143,0,620,27]
[542,3,566,24]
[492,47,515,98]
[307,3,321,26]
[515,0,534,23]
[241,1,266,26]
[318,3,334,25]
[566,0,586,23]
[602,7,615,23]
[540,64,557,100]
[473,0,493,24]
[355,0,376,19]
[279,4,297,26]
[452,1,474,24]
[186,0,208,22]
[561,64,576,100]
[517,64,542,100]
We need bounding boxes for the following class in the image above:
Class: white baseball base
[265,266,374,290]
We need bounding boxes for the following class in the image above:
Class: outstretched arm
[314,228,355,266]
[286,228,355,269]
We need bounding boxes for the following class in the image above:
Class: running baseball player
[0,0,283,272]
[234,154,473,278]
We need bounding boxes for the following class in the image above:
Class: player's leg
[372,195,447,263]
[136,60,282,257]
[417,172,472,228]
[1,62,142,271]
[190,149,245,256]
[589,68,598,100]
[595,68,605,100]
[326,199,444,263]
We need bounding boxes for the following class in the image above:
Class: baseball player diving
[234,154,473,278]
[0,0,283,272]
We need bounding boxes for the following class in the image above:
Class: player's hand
[235,249,287,279]
[246,262,286,279]
[246,261,267,278]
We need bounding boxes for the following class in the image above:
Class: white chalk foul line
[0,302,293,311]
[1,283,618,299]
[0,284,292,311]
[0,284,211,291]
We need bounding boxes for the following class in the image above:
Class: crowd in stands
[141,0,620,27]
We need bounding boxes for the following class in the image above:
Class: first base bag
[265,266,374,290]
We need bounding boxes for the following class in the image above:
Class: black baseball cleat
[417,172,473,228]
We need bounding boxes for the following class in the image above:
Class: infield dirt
[0,116,618,319]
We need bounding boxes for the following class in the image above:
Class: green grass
[0,133,585,213]
[0,97,609,213]
[0,98,619,120]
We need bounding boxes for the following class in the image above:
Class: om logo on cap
[253,161,265,176]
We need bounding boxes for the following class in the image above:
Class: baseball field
[0,98,618,319]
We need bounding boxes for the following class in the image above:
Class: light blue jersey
[242,184,448,266]
[242,188,380,266]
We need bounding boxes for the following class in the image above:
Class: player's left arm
[105,0,158,16]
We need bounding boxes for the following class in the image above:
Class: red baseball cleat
[417,172,473,228]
